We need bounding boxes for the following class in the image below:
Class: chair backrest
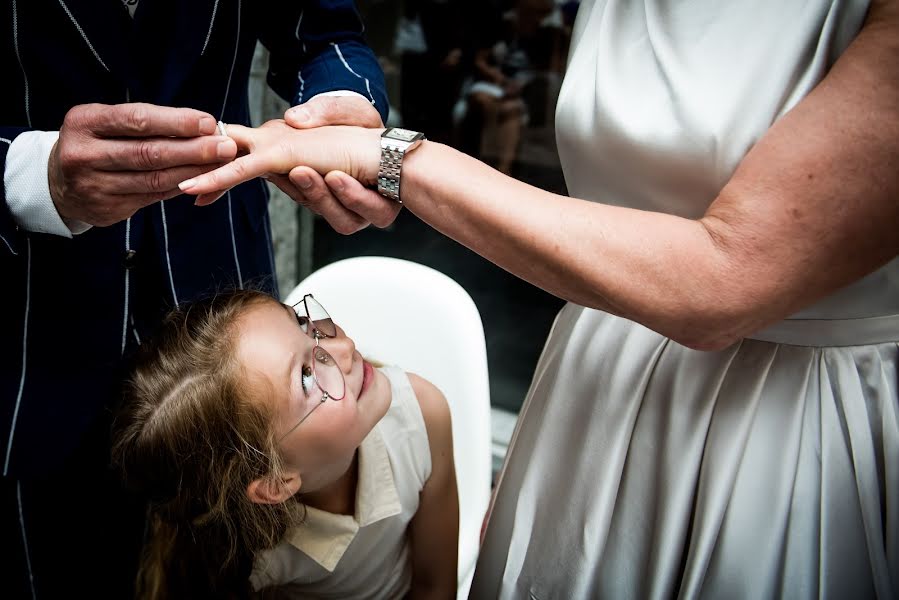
[284,256,491,600]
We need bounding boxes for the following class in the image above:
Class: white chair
[284,256,492,600]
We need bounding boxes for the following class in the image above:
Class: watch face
[385,127,422,142]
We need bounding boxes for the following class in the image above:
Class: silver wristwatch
[377,127,426,203]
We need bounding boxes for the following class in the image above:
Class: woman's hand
[178,120,382,205]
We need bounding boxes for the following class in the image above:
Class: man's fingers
[91,136,236,170]
[178,152,270,195]
[93,165,224,195]
[324,171,401,229]
[284,96,383,129]
[286,166,369,234]
[82,103,219,138]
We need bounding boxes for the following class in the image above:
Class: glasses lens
[313,345,346,400]
[305,296,336,338]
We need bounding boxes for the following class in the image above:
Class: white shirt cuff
[4,131,92,237]
[303,90,367,103]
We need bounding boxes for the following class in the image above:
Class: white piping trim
[159,202,179,305]
[200,0,221,55]
[261,197,276,286]
[0,137,12,144]
[331,43,375,105]
[131,313,141,346]
[56,0,109,71]
[227,193,244,289]
[219,0,241,119]
[296,71,306,104]
[220,0,243,291]
[121,217,131,355]
[12,0,32,126]
[0,234,16,255]
[17,482,37,600]
[4,238,30,476]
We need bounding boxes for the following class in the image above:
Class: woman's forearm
[400,143,746,349]
[398,2,899,350]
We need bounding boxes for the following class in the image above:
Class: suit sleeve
[258,0,389,124]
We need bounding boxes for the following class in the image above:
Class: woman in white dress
[181,0,898,596]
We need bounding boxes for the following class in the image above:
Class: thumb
[285,96,383,129]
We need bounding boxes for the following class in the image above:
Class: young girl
[112,289,458,599]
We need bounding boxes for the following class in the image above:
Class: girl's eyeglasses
[278,294,346,441]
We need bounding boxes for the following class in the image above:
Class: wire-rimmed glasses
[279,294,346,441]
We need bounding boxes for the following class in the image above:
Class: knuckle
[231,161,248,179]
[127,104,150,133]
[135,140,161,169]
[145,170,166,192]
[204,171,220,188]
[57,144,81,169]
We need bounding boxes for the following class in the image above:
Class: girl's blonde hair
[112,289,303,599]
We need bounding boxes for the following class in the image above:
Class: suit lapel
[54,0,142,95]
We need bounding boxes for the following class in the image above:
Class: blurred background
[249,0,581,474]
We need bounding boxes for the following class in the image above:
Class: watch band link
[377,145,404,203]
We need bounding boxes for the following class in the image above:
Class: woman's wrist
[360,127,384,187]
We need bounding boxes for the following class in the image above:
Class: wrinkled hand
[278,95,400,234]
[285,167,401,235]
[49,103,236,227]
[283,94,383,129]
[263,94,401,233]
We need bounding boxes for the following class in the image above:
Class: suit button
[123,249,138,269]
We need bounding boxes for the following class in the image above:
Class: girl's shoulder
[406,372,453,479]
[406,372,452,436]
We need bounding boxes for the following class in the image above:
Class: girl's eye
[295,314,310,334]
[301,365,315,395]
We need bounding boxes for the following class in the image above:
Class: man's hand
[270,94,400,232]
[275,95,400,233]
[49,103,236,227]
[283,94,383,129]
[282,167,401,235]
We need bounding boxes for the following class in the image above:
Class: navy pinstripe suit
[0,0,386,596]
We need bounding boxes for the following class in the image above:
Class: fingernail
[295,173,312,189]
[330,177,345,192]
[216,140,233,159]
[179,179,197,191]
[199,117,217,135]
[288,108,309,123]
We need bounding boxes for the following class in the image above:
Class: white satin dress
[470,0,898,598]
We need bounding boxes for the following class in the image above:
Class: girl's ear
[247,471,302,505]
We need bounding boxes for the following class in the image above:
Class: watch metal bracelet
[378,146,405,203]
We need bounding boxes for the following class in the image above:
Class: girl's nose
[320,324,356,373]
